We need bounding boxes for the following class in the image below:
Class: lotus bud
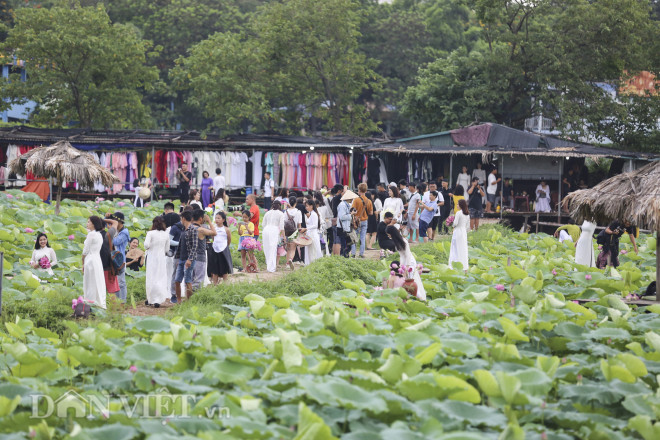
[620,249,627,254]
[68,234,75,240]
[390,271,396,276]
[552,269,557,276]
[24,227,34,233]
[117,201,125,207]
[495,284,505,291]
[585,274,592,280]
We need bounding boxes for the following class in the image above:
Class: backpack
[73,302,91,318]
[284,211,297,237]
[111,250,125,272]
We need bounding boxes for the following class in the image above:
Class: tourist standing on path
[449,199,470,271]
[467,178,485,231]
[383,185,405,225]
[423,182,443,240]
[472,162,486,185]
[144,216,170,308]
[213,168,225,197]
[174,211,197,302]
[104,212,129,303]
[177,163,192,204]
[367,190,381,250]
[303,199,323,264]
[351,183,373,258]
[284,196,303,269]
[82,216,106,309]
[263,171,275,210]
[407,183,422,243]
[191,210,216,290]
[574,220,596,267]
[338,190,358,258]
[30,233,57,276]
[208,211,233,283]
[262,201,285,273]
[438,180,451,235]
[418,191,438,243]
[200,171,214,208]
[486,168,500,213]
[246,194,260,240]
[169,214,185,303]
[330,185,344,256]
[213,188,229,215]
[452,185,466,214]
[456,166,471,201]
[238,210,258,272]
[188,189,203,210]
[385,225,426,301]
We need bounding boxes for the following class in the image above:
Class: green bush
[176,256,382,318]
[1,285,76,334]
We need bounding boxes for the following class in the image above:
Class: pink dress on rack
[299,153,306,189]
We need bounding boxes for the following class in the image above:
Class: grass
[174,256,383,319]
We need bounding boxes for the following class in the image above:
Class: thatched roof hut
[564,161,660,230]
[564,160,660,301]
[8,140,119,213]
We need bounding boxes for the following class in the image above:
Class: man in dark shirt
[438,180,451,234]
[163,202,180,228]
[502,178,514,210]
[174,211,197,303]
[467,177,485,231]
[191,210,216,290]
[177,163,192,204]
[376,183,388,204]
[597,220,638,268]
[330,184,344,255]
[377,212,396,253]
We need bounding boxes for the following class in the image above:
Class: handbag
[347,229,359,245]
[293,234,312,246]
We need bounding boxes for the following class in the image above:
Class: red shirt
[250,204,260,236]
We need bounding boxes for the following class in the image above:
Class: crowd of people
[21,162,631,309]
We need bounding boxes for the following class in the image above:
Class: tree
[403,0,660,148]
[173,0,381,135]
[0,2,159,128]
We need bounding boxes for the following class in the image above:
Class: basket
[293,234,312,246]
[138,187,151,200]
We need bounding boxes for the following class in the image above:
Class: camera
[226,205,244,212]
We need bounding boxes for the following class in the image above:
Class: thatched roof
[564,161,660,230]
[8,140,119,187]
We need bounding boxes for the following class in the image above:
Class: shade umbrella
[563,161,660,301]
[8,141,119,214]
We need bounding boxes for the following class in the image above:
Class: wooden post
[558,157,563,224]
[500,155,504,221]
[656,228,660,302]
[151,146,155,202]
[536,212,540,233]
[449,155,453,189]
[0,251,3,315]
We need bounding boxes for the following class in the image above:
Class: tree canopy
[0,2,159,129]
[0,0,660,150]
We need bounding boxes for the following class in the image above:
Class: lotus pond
[0,190,660,439]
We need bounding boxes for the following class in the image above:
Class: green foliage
[172,0,382,135]
[2,192,660,437]
[403,0,660,148]
[0,1,159,128]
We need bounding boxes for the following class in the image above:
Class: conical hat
[341,190,358,201]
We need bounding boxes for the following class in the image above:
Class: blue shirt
[113,227,130,256]
[337,201,352,232]
[420,200,437,224]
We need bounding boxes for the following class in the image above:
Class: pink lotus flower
[6,194,13,199]
[620,249,628,254]
[68,235,75,240]
[391,263,398,269]
[145,203,150,207]
[585,274,592,280]
[495,284,505,291]
[572,300,579,304]
[39,256,51,269]
[598,245,603,250]
[482,309,486,315]
[159,195,163,199]
[552,269,558,276]
[129,365,138,373]
[442,312,449,317]
[407,267,413,273]
[24,227,34,233]
[117,201,126,207]
[390,270,396,276]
